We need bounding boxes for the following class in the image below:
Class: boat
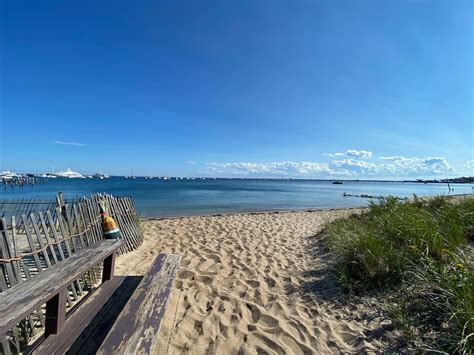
[0,171,19,180]
[54,169,85,179]
[93,172,110,179]
[332,181,343,184]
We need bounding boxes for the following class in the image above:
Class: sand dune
[116,209,394,354]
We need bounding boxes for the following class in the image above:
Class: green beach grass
[326,195,474,353]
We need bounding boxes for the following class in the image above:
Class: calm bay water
[1,178,472,218]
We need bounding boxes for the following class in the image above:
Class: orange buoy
[98,199,121,239]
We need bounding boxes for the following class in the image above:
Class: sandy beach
[115,208,396,354]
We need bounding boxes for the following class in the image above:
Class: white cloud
[465,160,474,171]
[206,161,330,175]
[207,155,457,178]
[324,149,372,158]
[378,156,456,175]
[187,161,197,165]
[323,152,345,157]
[53,140,85,146]
[329,159,379,176]
[379,156,405,161]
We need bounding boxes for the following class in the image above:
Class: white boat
[93,172,110,179]
[36,173,57,178]
[0,171,19,179]
[54,168,85,179]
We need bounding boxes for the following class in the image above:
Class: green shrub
[326,195,474,352]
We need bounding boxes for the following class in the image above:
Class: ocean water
[1,178,472,218]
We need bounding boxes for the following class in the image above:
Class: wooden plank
[102,253,115,283]
[85,200,98,245]
[73,205,86,249]
[125,197,143,248]
[67,207,85,296]
[0,264,8,292]
[1,335,11,355]
[9,217,39,332]
[0,239,123,335]
[50,209,81,299]
[11,217,31,280]
[44,289,67,336]
[122,197,141,250]
[77,198,96,287]
[44,212,75,305]
[113,196,140,253]
[30,214,52,268]
[32,276,132,355]
[0,219,17,287]
[21,214,43,273]
[108,197,133,253]
[93,196,102,238]
[45,212,66,261]
[38,213,58,265]
[78,204,91,247]
[98,253,181,354]
[64,205,78,253]
[55,208,73,258]
[6,217,22,282]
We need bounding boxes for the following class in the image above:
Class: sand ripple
[116,210,393,354]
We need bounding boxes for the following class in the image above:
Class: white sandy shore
[116,209,395,354]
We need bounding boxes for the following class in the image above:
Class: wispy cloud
[465,160,474,171]
[324,149,372,158]
[187,161,197,165]
[206,155,457,178]
[53,140,85,146]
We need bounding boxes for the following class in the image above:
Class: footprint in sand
[178,270,195,280]
[246,303,261,323]
[258,314,279,328]
[265,276,277,288]
[245,279,260,288]
[230,313,240,323]
[196,275,213,285]
[199,258,219,272]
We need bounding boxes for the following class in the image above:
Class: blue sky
[1,0,472,178]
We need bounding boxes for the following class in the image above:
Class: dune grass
[326,195,474,353]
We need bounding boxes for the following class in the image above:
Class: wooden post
[102,253,115,282]
[45,291,67,336]
[1,335,11,355]
[56,192,68,221]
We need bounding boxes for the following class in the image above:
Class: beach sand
[116,209,394,354]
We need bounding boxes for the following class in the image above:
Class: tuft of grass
[326,195,474,353]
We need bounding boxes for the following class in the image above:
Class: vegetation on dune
[326,195,474,353]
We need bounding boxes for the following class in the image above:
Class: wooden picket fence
[0,199,59,222]
[0,193,143,353]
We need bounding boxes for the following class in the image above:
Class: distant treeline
[414,176,474,184]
